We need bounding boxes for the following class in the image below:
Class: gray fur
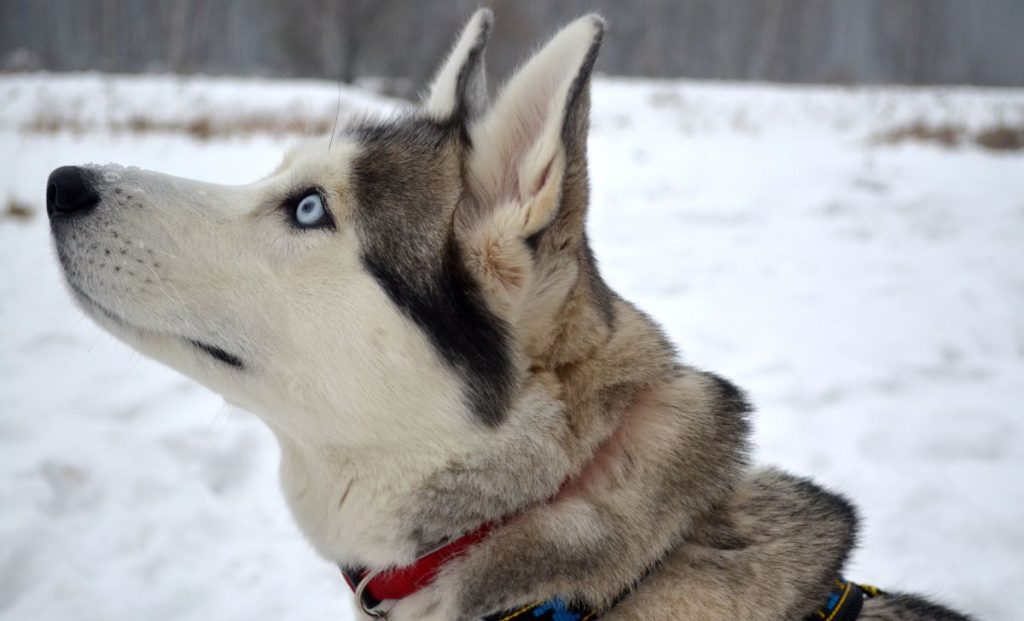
[376,13,973,621]
[860,595,973,621]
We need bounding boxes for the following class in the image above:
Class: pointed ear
[422,9,493,122]
[467,15,604,238]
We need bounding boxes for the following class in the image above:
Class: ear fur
[467,15,604,237]
[460,15,604,320]
[422,9,494,122]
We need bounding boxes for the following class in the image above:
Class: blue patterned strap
[482,597,599,621]
[483,577,882,621]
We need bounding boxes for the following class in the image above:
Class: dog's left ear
[422,9,493,122]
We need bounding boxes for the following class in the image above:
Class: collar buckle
[354,569,388,618]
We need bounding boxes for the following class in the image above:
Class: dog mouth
[188,339,246,369]
[67,281,247,371]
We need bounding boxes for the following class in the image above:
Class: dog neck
[271,287,676,575]
[269,384,576,568]
[274,430,463,566]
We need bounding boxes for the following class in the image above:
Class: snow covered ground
[2,73,1022,620]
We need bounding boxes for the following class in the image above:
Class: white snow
[2,73,1022,620]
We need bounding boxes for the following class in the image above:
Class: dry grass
[3,197,35,221]
[874,121,966,148]
[24,110,86,135]
[874,121,1024,151]
[24,110,335,140]
[975,125,1024,151]
[21,102,1024,152]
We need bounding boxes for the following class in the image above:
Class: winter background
[2,3,1024,621]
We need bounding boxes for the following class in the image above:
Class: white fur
[60,141,498,566]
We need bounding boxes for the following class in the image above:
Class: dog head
[48,11,608,452]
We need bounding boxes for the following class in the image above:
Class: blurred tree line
[2,0,1022,93]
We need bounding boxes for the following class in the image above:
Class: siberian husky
[47,10,972,621]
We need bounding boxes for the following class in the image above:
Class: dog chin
[66,280,133,332]
[66,279,247,377]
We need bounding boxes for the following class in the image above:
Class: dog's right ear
[422,9,493,122]
[458,16,604,321]
[465,15,603,239]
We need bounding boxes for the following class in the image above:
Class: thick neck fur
[273,245,701,574]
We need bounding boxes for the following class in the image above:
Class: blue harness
[481,577,882,621]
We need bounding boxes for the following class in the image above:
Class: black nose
[47,166,100,218]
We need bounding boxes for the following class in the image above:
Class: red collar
[337,411,615,612]
[340,521,495,607]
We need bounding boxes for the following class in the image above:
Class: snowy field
[2,73,1023,620]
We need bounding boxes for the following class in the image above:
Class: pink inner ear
[474,17,602,207]
[531,157,554,198]
[498,83,561,202]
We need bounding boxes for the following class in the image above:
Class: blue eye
[293,193,328,228]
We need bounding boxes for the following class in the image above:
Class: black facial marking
[189,339,245,370]
[364,239,514,426]
[351,117,515,426]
